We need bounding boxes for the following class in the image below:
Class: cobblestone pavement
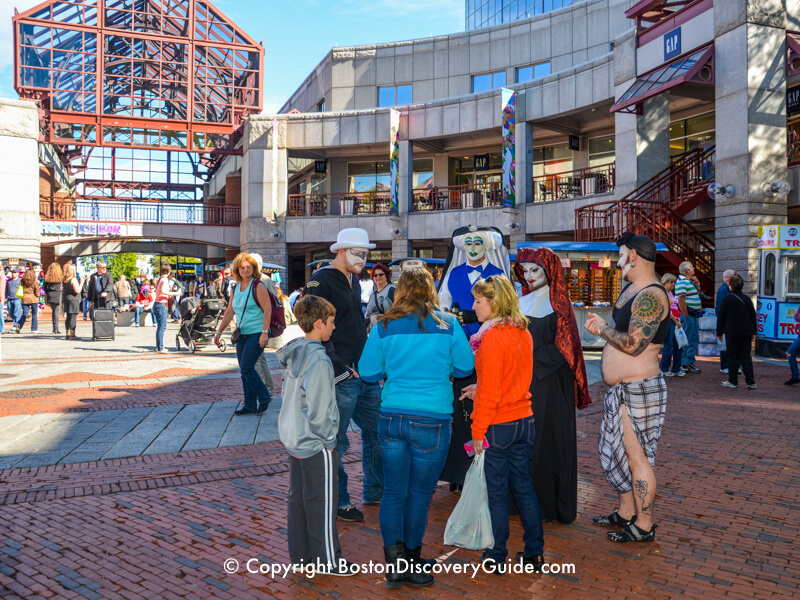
[0,322,798,599]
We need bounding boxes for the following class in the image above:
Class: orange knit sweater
[471,324,533,441]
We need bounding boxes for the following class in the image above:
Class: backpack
[208,282,219,299]
[252,280,286,337]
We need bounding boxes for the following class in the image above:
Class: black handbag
[230,280,253,344]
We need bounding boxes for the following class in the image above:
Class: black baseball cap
[616,232,657,262]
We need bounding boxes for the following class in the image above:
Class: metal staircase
[575,146,716,291]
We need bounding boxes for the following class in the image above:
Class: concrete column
[0,99,41,262]
[397,140,413,215]
[241,119,289,268]
[433,153,449,187]
[614,94,671,194]
[515,121,534,206]
[391,239,413,282]
[329,158,348,194]
[714,0,787,295]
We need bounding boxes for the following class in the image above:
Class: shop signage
[757,224,800,249]
[474,154,490,171]
[568,135,580,151]
[41,222,123,237]
[788,86,800,114]
[8,259,18,266]
[401,259,425,270]
[560,258,571,268]
[314,160,327,174]
[756,298,775,337]
[664,27,681,61]
[599,257,612,268]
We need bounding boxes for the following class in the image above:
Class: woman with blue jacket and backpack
[359,268,475,589]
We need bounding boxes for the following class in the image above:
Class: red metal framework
[13,0,263,178]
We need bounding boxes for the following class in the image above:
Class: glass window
[412,158,433,189]
[786,256,800,296]
[348,162,390,193]
[378,86,395,107]
[533,142,573,178]
[396,84,412,105]
[670,111,715,157]
[588,136,615,167]
[317,99,325,112]
[472,73,491,93]
[493,71,506,88]
[517,63,551,83]
[533,62,551,78]
[764,253,776,296]
[310,173,327,194]
[517,66,532,82]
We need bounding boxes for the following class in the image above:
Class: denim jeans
[19,303,38,331]
[234,333,272,411]
[8,298,21,327]
[82,298,89,319]
[483,416,544,561]
[153,302,168,350]
[787,334,800,381]
[134,306,151,326]
[659,320,682,373]
[378,413,451,548]
[680,314,698,364]
[335,375,383,507]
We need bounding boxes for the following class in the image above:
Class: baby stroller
[176,297,227,353]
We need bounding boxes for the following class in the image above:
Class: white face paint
[521,262,548,291]
[617,246,634,282]
[345,248,369,273]
[464,235,486,265]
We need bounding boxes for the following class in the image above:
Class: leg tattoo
[634,480,652,515]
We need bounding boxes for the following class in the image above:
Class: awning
[787,32,800,77]
[611,43,714,114]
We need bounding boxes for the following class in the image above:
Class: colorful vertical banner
[501,88,516,208]
[389,109,401,216]
[272,118,279,221]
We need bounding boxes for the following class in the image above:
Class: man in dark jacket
[304,228,383,523]
[88,261,116,310]
[716,269,735,373]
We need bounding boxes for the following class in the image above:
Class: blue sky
[0,0,464,113]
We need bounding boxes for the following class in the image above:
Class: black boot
[403,545,435,587]
[404,543,435,567]
[383,542,407,589]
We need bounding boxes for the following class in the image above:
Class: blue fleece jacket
[358,310,475,418]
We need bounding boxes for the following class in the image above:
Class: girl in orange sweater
[461,275,545,573]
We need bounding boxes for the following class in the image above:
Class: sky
[0,0,465,113]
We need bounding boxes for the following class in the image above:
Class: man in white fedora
[250,253,278,399]
[304,228,383,522]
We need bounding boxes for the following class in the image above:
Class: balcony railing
[39,199,240,225]
[533,163,615,203]
[288,192,392,217]
[412,182,502,212]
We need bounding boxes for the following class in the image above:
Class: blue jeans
[378,413,451,548]
[660,320,682,373]
[788,334,800,381]
[134,306,151,326]
[680,314,698,364]
[19,303,38,331]
[234,333,272,411]
[8,298,21,328]
[483,416,544,561]
[153,303,168,350]
[82,298,89,319]
[335,376,383,507]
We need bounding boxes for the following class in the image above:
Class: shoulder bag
[230,281,252,345]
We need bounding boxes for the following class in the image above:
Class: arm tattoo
[634,479,652,515]
[601,289,667,357]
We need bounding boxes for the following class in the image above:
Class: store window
[348,162,390,193]
[455,154,503,185]
[310,173,327,194]
[588,136,615,167]
[670,112,715,157]
[413,158,433,189]
[764,253,776,296]
[472,70,506,93]
[317,99,325,113]
[516,62,551,82]
[533,143,573,178]
[378,84,412,107]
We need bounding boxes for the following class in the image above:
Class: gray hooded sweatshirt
[277,338,339,459]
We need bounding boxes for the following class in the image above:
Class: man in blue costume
[438,225,511,490]
[438,226,509,337]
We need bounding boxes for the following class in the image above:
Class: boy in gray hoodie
[277,296,359,577]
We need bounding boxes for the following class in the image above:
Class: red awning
[611,44,714,115]
[787,32,800,77]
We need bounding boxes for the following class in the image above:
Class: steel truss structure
[13,0,263,188]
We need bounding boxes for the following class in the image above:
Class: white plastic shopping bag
[675,326,689,349]
[443,452,494,550]
[717,334,726,351]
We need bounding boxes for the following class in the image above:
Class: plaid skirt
[598,374,667,494]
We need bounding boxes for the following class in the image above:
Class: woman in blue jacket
[359,268,475,589]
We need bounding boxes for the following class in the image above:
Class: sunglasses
[373,272,386,278]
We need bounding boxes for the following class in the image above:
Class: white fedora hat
[330,228,376,252]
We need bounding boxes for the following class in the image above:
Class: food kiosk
[515,241,669,348]
[755,225,800,357]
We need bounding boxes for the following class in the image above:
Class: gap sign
[664,27,681,61]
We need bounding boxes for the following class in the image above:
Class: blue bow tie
[467,265,483,274]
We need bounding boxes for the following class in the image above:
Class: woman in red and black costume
[513,247,592,524]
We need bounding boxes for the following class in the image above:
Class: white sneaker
[720,368,729,374]
[158,349,170,354]
[671,371,685,377]
[747,383,757,389]
[720,381,737,388]
[662,371,675,377]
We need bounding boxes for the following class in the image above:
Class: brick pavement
[0,355,798,598]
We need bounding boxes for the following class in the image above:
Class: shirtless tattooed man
[584,232,670,543]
